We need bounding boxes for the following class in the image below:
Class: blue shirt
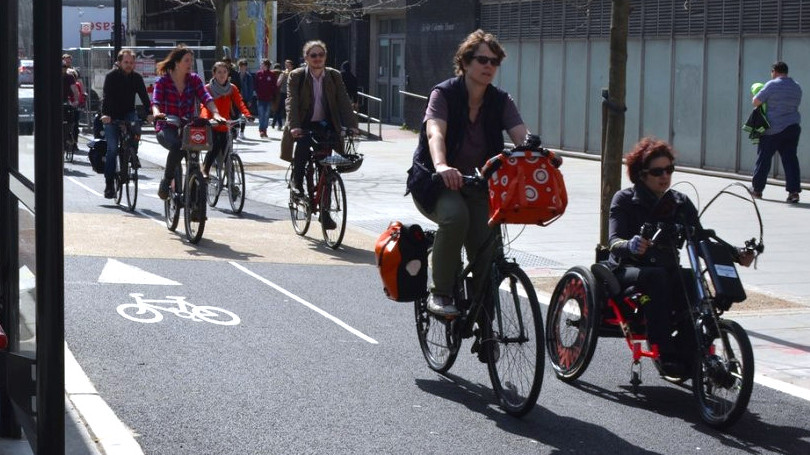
[754,76,802,135]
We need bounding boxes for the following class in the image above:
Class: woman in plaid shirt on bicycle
[151,45,225,200]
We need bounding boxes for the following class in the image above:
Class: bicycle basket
[482,150,568,226]
[181,120,213,151]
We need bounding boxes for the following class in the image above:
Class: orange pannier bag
[374,221,430,302]
[481,150,568,227]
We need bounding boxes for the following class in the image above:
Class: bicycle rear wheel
[164,168,182,231]
[485,265,544,417]
[63,122,74,163]
[289,175,311,236]
[228,154,246,214]
[414,296,460,373]
[320,171,347,249]
[693,319,754,429]
[207,156,222,207]
[184,170,207,243]
[125,160,138,211]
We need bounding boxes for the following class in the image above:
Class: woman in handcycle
[406,29,530,317]
[608,137,755,377]
[200,61,255,179]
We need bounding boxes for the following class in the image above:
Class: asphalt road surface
[62,153,810,454]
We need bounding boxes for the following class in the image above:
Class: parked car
[18,87,34,135]
[18,59,34,85]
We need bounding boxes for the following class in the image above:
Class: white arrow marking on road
[98,258,181,286]
[19,265,36,291]
[230,261,379,344]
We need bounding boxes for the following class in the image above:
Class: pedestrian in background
[273,59,294,130]
[270,63,284,129]
[340,60,359,111]
[751,61,803,203]
[255,58,278,138]
[237,58,255,139]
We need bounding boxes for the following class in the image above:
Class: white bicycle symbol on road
[116,293,241,325]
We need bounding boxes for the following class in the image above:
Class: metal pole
[114,0,123,66]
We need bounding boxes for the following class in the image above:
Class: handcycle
[162,115,217,244]
[545,183,765,428]
[287,128,363,249]
[62,103,77,163]
[110,119,142,211]
[414,137,565,417]
[206,118,247,214]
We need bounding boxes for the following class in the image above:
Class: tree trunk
[599,0,630,248]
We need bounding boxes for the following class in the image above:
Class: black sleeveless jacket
[405,76,509,212]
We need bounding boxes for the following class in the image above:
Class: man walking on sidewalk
[751,61,803,203]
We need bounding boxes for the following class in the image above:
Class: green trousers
[413,185,496,297]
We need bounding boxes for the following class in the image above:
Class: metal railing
[399,90,427,102]
[356,91,382,139]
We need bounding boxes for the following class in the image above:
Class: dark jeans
[157,126,182,181]
[752,123,802,194]
[292,122,333,189]
[272,92,287,128]
[103,111,139,180]
[203,131,229,174]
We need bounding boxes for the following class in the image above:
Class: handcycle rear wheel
[320,170,347,249]
[485,265,544,417]
[184,170,207,244]
[693,319,754,429]
[227,154,246,214]
[545,265,601,382]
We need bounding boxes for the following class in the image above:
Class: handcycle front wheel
[184,170,207,244]
[320,170,347,249]
[414,295,460,373]
[485,264,544,417]
[227,154,246,214]
[693,319,754,429]
[545,265,602,382]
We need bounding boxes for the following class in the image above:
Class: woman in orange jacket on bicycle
[200,61,254,178]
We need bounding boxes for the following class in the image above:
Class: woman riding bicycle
[406,29,530,317]
[151,45,225,200]
[608,137,754,376]
[200,61,254,179]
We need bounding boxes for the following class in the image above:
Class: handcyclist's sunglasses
[644,165,675,177]
[471,55,501,67]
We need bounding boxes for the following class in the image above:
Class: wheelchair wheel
[693,319,754,429]
[545,266,601,382]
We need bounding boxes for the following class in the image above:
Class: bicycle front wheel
[207,156,222,207]
[693,319,754,429]
[228,154,246,214]
[485,265,544,417]
[414,296,460,373]
[164,169,181,231]
[289,181,311,236]
[63,122,74,163]
[320,171,347,249]
[184,170,207,243]
[125,163,138,211]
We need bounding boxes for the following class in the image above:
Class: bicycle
[287,128,363,249]
[414,139,563,417]
[62,103,77,163]
[207,118,247,214]
[162,115,215,244]
[545,183,764,428]
[111,119,142,211]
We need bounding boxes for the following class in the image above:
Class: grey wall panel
[563,40,588,151]
[672,39,704,167]
[540,41,563,146]
[641,39,672,141]
[704,38,740,170]
[624,41,643,155]
[740,38,777,174]
[587,40,610,153]
[499,42,520,106]
[518,41,541,137]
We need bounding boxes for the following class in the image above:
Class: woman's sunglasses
[471,55,501,67]
[644,165,675,177]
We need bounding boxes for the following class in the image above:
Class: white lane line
[65,175,166,226]
[65,342,145,455]
[230,261,379,344]
[755,374,810,402]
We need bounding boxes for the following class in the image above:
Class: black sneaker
[320,213,337,230]
[787,192,800,203]
[104,180,115,199]
[158,178,170,200]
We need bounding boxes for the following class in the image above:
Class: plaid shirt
[152,72,213,132]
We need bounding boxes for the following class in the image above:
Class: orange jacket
[200,83,252,132]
